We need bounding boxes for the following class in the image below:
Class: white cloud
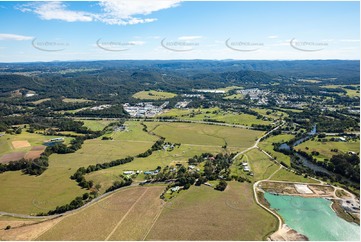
[267,35,278,39]
[178,36,203,41]
[0,33,33,41]
[17,0,181,25]
[18,2,94,22]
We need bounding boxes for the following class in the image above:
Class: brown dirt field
[37,186,164,241]
[24,151,43,160]
[12,140,31,149]
[108,186,164,240]
[0,217,63,241]
[0,152,26,164]
[30,146,46,151]
[145,182,277,241]
[308,185,334,196]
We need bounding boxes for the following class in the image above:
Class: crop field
[0,216,61,241]
[78,119,114,131]
[159,107,272,126]
[146,181,278,240]
[37,186,164,241]
[0,122,156,214]
[259,134,295,167]
[132,90,177,100]
[296,139,360,162]
[85,144,223,193]
[145,122,263,151]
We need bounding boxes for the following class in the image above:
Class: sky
[0,0,359,62]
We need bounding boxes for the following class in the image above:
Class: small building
[244,166,250,172]
[123,171,135,175]
[170,186,180,192]
[242,162,248,166]
[337,137,346,142]
[188,165,195,170]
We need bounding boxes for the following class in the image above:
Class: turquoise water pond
[264,193,360,241]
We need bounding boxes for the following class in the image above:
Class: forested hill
[0,60,359,82]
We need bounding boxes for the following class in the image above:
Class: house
[244,166,250,172]
[170,186,180,192]
[242,162,248,166]
[123,171,135,175]
[337,137,346,142]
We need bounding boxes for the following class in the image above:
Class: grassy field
[223,93,243,100]
[145,122,263,151]
[296,139,360,162]
[0,122,157,214]
[232,149,279,181]
[259,134,295,167]
[62,98,93,103]
[78,119,114,131]
[146,181,278,240]
[270,168,318,183]
[32,98,51,105]
[0,131,73,157]
[37,186,164,240]
[132,90,177,100]
[159,107,272,126]
[252,108,288,119]
[321,85,360,98]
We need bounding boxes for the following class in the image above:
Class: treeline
[70,156,134,189]
[137,138,165,158]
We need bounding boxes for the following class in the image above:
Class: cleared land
[146,181,278,240]
[145,122,263,151]
[0,122,156,214]
[0,152,26,164]
[79,119,114,131]
[259,134,295,166]
[12,140,31,149]
[296,139,360,162]
[132,90,177,100]
[270,168,318,183]
[32,98,51,105]
[62,98,93,103]
[159,107,272,126]
[0,216,62,241]
[37,186,164,241]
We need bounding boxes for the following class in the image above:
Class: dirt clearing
[12,140,31,149]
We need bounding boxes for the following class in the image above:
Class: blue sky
[0,0,359,62]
